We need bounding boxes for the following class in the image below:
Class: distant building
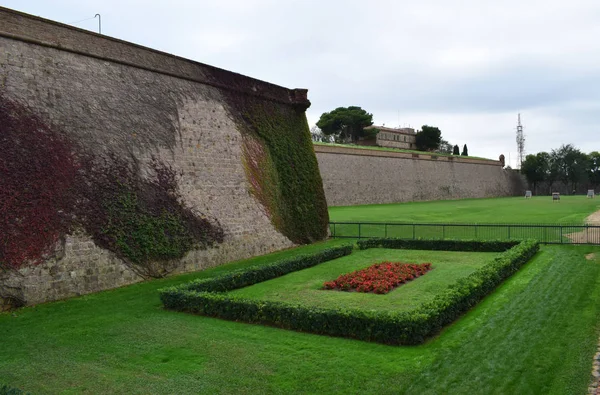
[364,125,417,150]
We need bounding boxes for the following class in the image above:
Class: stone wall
[315,145,526,206]
[0,7,316,306]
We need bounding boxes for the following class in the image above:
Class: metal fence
[329,222,600,245]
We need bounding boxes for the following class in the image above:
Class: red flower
[323,262,432,294]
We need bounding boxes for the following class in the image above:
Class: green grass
[330,195,600,224]
[229,248,498,312]
[2,241,600,394]
[313,141,491,160]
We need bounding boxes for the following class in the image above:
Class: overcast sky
[3,0,600,166]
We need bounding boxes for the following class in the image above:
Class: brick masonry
[0,7,301,306]
[314,145,526,206]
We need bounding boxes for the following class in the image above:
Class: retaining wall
[314,145,526,206]
[0,7,319,305]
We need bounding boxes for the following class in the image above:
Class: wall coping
[0,6,310,108]
[313,144,503,166]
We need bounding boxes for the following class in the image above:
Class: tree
[316,106,373,143]
[551,144,588,193]
[588,151,600,189]
[310,126,332,143]
[436,139,453,154]
[521,152,549,194]
[415,125,441,151]
[461,144,468,156]
[453,145,460,155]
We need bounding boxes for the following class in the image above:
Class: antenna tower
[516,113,525,168]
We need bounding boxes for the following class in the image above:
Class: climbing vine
[227,94,329,243]
[0,94,79,272]
[0,92,224,281]
[75,154,225,278]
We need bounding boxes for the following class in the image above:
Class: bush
[357,238,519,252]
[161,244,353,296]
[0,384,26,395]
[160,240,539,345]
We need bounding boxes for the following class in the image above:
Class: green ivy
[77,155,225,278]
[223,96,329,244]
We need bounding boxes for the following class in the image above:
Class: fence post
[358,223,361,239]
[442,225,446,239]
[412,224,416,240]
[560,225,563,244]
[508,225,511,240]
[385,224,388,238]
[333,223,336,238]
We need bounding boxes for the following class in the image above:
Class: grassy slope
[230,248,498,312]
[313,142,491,160]
[329,196,600,224]
[2,242,600,394]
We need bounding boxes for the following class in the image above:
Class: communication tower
[516,114,525,168]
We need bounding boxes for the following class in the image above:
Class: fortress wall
[315,145,526,207]
[0,7,319,305]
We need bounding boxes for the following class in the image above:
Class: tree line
[521,144,600,195]
[312,106,469,155]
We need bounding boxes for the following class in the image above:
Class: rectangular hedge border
[160,239,539,345]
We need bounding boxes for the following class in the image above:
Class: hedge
[357,238,520,252]
[160,239,539,345]
[0,385,26,395]
[161,244,354,295]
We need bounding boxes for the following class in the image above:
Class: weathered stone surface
[314,145,526,206]
[0,7,298,305]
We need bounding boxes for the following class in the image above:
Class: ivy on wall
[0,94,79,272]
[238,98,329,244]
[0,93,224,281]
[75,154,225,278]
[212,84,329,244]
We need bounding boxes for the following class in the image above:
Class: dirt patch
[587,210,600,225]
[565,209,600,244]
[586,253,596,261]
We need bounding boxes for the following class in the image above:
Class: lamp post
[94,14,101,34]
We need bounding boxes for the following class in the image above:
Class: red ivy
[324,262,432,294]
[0,95,79,270]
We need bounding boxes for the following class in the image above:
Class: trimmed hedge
[0,385,26,395]
[357,238,520,252]
[160,239,539,345]
[161,244,354,295]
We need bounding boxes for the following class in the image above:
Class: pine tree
[461,144,469,156]
[453,145,460,155]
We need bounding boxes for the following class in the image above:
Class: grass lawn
[329,195,600,224]
[313,142,491,160]
[229,248,499,312]
[2,240,600,394]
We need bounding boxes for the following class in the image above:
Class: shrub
[160,239,539,345]
[161,244,353,297]
[357,238,519,252]
[0,384,26,395]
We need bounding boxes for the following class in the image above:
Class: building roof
[365,125,416,135]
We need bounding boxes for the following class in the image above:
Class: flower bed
[323,262,432,294]
[160,239,540,345]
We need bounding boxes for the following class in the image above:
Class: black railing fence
[329,222,600,245]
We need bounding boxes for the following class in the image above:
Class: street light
[94,14,101,34]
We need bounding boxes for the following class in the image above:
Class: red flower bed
[323,262,432,294]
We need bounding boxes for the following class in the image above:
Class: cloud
[3,0,600,163]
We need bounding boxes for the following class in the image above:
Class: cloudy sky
[3,0,600,166]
